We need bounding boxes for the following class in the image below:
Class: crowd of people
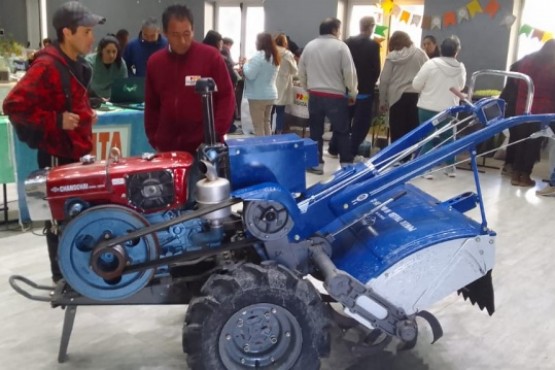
[3,1,555,282]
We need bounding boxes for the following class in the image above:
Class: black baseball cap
[52,1,106,30]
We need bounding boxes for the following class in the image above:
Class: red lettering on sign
[98,132,110,160]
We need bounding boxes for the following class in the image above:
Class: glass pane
[348,5,381,38]
[245,6,265,59]
[517,0,555,60]
[217,6,242,62]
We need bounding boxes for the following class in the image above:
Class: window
[345,1,424,45]
[516,0,555,60]
[215,1,265,61]
[389,5,423,47]
[347,4,382,38]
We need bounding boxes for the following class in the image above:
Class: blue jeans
[329,95,374,156]
[273,105,286,133]
[418,108,455,166]
[308,94,353,163]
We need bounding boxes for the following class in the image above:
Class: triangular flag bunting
[392,5,402,18]
[421,15,432,30]
[457,7,470,23]
[374,24,389,37]
[484,0,500,18]
[380,0,394,14]
[542,32,554,43]
[519,24,533,37]
[411,14,422,27]
[400,10,411,23]
[443,11,457,28]
[499,14,516,28]
[431,16,442,30]
[467,0,483,18]
[532,29,545,41]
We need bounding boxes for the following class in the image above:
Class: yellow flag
[381,0,395,14]
[466,0,483,18]
[542,32,554,43]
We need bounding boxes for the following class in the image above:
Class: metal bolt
[489,239,494,244]
[265,312,271,319]
[271,336,278,344]
[244,345,249,352]
[285,332,291,338]
[271,308,277,314]
[271,357,276,363]
[294,235,300,241]
[236,150,241,155]
[241,358,246,364]
[226,334,231,341]
[475,237,481,242]
[343,204,349,210]
[237,319,244,328]
[242,311,247,315]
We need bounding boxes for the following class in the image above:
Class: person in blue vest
[123,17,168,77]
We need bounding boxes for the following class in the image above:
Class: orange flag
[400,10,411,23]
[484,0,500,18]
[443,11,457,27]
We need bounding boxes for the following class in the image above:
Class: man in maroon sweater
[145,4,235,154]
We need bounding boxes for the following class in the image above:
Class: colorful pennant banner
[519,24,555,43]
[380,0,509,31]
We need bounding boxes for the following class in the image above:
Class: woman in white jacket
[273,33,298,134]
[412,36,466,178]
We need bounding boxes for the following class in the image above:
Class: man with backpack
[2,1,105,283]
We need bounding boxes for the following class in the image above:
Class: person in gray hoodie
[379,31,428,144]
[412,36,466,178]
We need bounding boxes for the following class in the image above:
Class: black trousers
[38,150,74,282]
[329,96,374,157]
[510,123,542,175]
[388,93,420,143]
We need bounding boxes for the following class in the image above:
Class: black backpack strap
[50,57,72,112]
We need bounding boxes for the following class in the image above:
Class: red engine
[25,151,195,222]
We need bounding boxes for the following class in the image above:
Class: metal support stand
[9,274,196,363]
[58,306,77,363]
[1,183,9,224]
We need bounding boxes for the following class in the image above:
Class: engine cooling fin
[457,269,495,315]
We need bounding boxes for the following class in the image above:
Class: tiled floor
[1,144,555,369]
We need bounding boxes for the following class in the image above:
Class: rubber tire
[183,262,331,370]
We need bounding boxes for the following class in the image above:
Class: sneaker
[307,163,324,175]
[536,185,555,197]
[518,174,535,187]
[444,166,456,178]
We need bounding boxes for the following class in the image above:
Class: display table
[2,107,154,224]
